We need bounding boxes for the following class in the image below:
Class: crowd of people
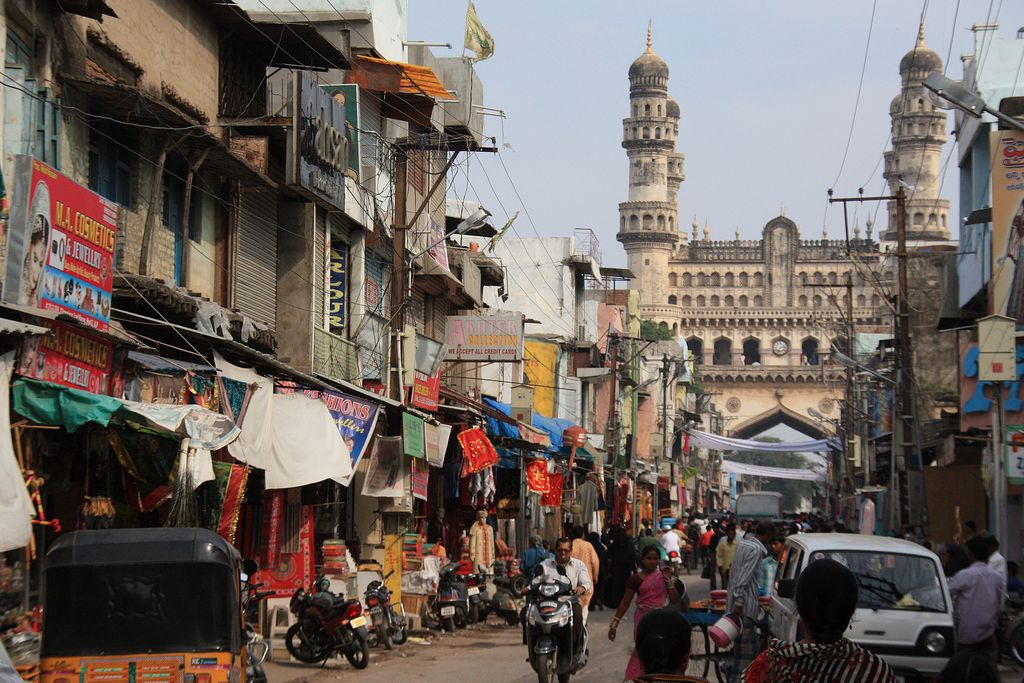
[519,512,1017,682]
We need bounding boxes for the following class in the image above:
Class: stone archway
[729,404,829,441]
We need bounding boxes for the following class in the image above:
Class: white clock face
[772,340,788,355]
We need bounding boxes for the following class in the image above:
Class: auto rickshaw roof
[45,527,240,569]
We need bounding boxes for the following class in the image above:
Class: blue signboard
[328,244,347,335]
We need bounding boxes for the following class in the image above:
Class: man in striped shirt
[742,558,895,683]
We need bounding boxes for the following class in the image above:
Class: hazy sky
[409,1,1024,266]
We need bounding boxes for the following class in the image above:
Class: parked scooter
[494,558,528,597]
[466,569,488,624]
[431,562,469,632]
[286,576,371,669]
[240,559,272,683]
[489,564,525,626]
[523,566,588,683]
[364,571,408,649]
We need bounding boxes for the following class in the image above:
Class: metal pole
[994,384,1006,546]
[895,186,913,529]
[389,146,408,402]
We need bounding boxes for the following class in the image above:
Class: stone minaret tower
[616,26,684,307]
[882,22,951,242]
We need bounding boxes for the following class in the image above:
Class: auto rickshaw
[39,527,248,683]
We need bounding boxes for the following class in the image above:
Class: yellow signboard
[383,533,403,603]
[524,338,558,417]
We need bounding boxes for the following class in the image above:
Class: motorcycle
[431,562,469,632]
[494,558,528,597]
[364,571,408,649]
[665,552,689,609]
[240,559,272,683]
[285,575,371,669]
[523,566,588,683]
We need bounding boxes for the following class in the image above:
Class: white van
[768,534,954,679]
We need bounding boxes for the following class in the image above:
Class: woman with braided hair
[742,558,895,682]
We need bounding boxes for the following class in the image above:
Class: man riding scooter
[537,538,592,648]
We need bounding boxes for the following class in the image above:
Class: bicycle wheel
[685,624,712,681]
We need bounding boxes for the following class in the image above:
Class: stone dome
[900,24,942,74]
[889,93,904,115]
[629,50,669,81]
[666,97,680,118]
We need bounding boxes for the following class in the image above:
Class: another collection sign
[443,314,524,362]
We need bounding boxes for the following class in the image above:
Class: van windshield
[809,551,946,613]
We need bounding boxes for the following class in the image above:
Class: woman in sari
[609,545,681,681]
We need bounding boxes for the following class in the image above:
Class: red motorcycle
[286,576,371,668]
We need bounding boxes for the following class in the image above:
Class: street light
[923,73,1024,133]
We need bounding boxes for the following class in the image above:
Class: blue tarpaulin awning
[482,397,576,451]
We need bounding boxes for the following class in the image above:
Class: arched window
[682,273,692,287]
[659,321,668,331]
[669,216,674,229]
[657,215,666,230]
[857,294,866,307]
[713,339,732,366]
[633,104,638,116]
[644,104,651,115]
[632,127,638,138]
[672,322,678,335]
[725,273,734,287]
[643,127,650,139]
[802,338,820,365]
[913,212,924,225]
[643,214,653,230]
[696,272,706,286]
[813,272,823,285]
[917,98,924,111]
[669,273,678,287]
[813,295,823,307]
[687,337,703,365]
[696,295,706,307]
[928,213,936,225]
[753,295,763,307]
[872,294,881,306]
[799,272,808,286]
[739,295,748,307]
[655,128,662,139]
[743,338,761,365]
[753,273,764,287]
[629,215,639,231]
[710,273,721,287]
[738,273,749,287]
[668,295,677,305]
[682,295,692,307]
[829,272,838,285]
[724,295,734,306]
[798,295,808,306]
[657,104,662,116]
[710,295,720,306]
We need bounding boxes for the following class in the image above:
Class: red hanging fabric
[458,427,499,474]
[525,459,550,494]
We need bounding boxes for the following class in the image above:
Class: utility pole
[660,353,671,485]
[828,187,912,530]
[389,146,408,402]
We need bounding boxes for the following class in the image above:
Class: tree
[640,319,673,341]
[726,438,824,513]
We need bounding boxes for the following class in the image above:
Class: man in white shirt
[660,523,681,556]
[538,538,591,643]
[987,536,1008,597]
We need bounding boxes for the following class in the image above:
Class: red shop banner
[18,319,113,394]
[458,426,499,474]
[4,156,117,330]
[408,370,440,411]
[525,458,551,494]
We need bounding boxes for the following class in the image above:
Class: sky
[408,1,1024,267]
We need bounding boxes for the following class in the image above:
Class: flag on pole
[464,2,494,62]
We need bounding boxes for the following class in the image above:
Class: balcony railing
[313,327,361,384]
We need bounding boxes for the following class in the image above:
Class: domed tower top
[899,21,943,82]
[629,24,668,91]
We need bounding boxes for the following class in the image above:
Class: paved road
[264,569,712,683]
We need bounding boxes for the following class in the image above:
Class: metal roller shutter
[233,189,279,329]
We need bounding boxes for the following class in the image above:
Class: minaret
[616,26,683,308]
[882,22,951,241]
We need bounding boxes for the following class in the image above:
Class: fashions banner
[362,435,406,498]
[4,156,116,330]
[991,129,1024,321]
[275,379,380,468]
[720,459,826,482]
[17,319,112,395]
[458,426,499,473]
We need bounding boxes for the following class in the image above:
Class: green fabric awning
[13,379,123,432]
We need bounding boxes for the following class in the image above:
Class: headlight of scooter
[538,583,559,597]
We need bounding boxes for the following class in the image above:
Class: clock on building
[772,339,789,356]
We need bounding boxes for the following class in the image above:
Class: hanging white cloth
[720,459,827,482]
[688,429,837,454]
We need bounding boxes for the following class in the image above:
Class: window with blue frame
[88,119,134,207]
[162,152,201,285]
[5,28,60,169]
